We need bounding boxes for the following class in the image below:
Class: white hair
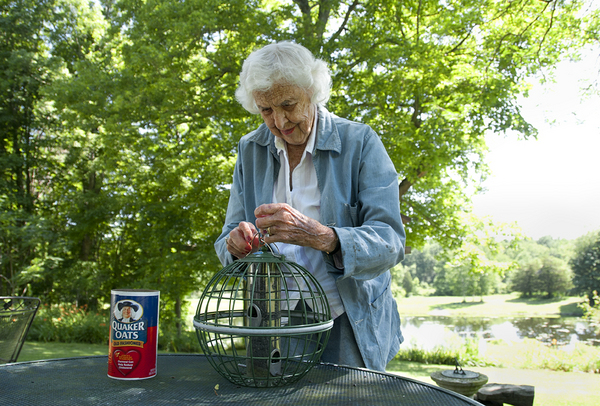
[235,42,332,114]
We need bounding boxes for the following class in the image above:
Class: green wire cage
[194,245,332,388]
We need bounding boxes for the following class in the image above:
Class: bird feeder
[194,243,333,387]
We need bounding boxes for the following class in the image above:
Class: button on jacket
[215,106,406,371]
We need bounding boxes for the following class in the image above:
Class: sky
[471,48,600,241]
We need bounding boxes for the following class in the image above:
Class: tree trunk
[175,296,182,337]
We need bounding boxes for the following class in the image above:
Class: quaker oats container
[108,289,160,380]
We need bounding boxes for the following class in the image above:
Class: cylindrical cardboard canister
[108,289,160,380]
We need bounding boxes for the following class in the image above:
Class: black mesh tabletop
[0,354,482,405]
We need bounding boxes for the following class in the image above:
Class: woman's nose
[273,109,287,128]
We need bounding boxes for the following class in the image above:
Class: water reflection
[401,316,600,349]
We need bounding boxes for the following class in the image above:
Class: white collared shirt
[272,109,345,319]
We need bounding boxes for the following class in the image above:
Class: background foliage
[392,233,585,300]
[2,0,599,338]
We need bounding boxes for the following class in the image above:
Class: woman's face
[254,83,315,146]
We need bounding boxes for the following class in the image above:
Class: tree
[0,0,65,296]
[131,0,595,251]
[571,231,600,306]
[312,0,595,248]
[511,261,540,297]
[536,256,572,298]
[401,241,444,285]
[433,260,502,299]
[402,268,414,297]
[390,262,410,297]
[44,0,271,326]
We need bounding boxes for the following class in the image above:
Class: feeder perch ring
[193,319,334,336]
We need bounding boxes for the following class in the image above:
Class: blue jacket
[215,106,406,371]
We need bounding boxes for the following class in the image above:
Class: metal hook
[253,230,281,256]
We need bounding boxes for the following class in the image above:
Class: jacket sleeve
[214,144,248,267]
[329,129,406,281]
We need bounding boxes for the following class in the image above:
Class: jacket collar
[246,105,342,156]
[314,105,342,153]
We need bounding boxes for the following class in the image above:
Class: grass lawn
[18,341,110,362]
[18,341,179,362]
[395,293,584,317]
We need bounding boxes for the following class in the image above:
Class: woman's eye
[261,108,272,114]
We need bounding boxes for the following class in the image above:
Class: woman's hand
[225,221,261,259]
[254,203,339,253]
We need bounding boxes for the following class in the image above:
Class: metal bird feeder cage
[194,243,333,388]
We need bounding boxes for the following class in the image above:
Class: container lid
[111,289,160,296]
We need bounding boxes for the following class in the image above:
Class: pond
[401,315,600,350]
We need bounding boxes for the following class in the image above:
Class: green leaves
[571,231,600,304]
[1,0,594,323]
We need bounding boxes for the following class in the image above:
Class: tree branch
[328,0,360,44]
[293,0,311,16]
[536,0,556,62]
[416,0,422,44]
[398,170,427,198]
[316,0,333,41]
[447,27,474,55]
[486,1,552,72]
[411,92,422,128]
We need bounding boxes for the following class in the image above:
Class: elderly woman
[215,42,406,371]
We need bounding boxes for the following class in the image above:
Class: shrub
[28,304,109,344]
[158,328,201,353]
[579,291,600,323]
[28,303,203,352]
[395,336,490,367]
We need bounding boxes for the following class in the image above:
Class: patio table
[0,354,482,405]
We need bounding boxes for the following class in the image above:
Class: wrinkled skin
[254,82,315,147]
[225,203,337,258]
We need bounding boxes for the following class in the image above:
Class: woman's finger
[227,222,258,258]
